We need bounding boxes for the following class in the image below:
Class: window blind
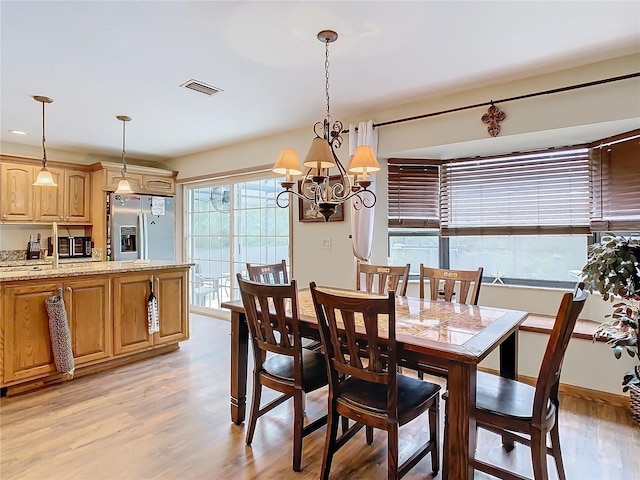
[440,147,591,236]
[388,159,440,228]
[590,130,640,231]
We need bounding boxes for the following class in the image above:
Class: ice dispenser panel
[120,226,137,253]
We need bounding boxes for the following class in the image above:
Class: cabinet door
[2,282,60,383]
[0,163,35,221]
[154,270,189,345]
[113,273,153,355]
[34,167,65,222]
[142,175,175,195]
[65,170,91,223]
[63,277,111,364]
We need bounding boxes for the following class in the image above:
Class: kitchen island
[0,261,191,395]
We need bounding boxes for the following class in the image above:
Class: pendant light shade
[348,145,380,179]
[114,115,133,196]
[32,95,58,187]
[33,168,57,187]
[114,178,134,195]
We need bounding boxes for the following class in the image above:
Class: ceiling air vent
[180,79,223,96]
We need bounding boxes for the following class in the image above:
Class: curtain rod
[346,72,640,133]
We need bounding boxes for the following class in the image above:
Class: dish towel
[45,288,75,379]
[148,279,160,334]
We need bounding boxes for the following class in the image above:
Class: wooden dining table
[221,288,528,480]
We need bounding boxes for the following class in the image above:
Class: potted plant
[581,233,640,425]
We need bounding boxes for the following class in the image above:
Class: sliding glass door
[185,176,290,312]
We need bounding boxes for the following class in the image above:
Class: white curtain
[349,120,378,265]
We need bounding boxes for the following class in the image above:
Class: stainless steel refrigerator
[108,193,176,261]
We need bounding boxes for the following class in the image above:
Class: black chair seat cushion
[475,371,546,420]
[340,374,440,415]
[263,349,327,392]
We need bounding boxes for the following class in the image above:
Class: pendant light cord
[324,37,331,121]
[41,101,48,168]
[121,118,128,178]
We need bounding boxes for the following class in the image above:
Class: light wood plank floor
[1,313,638,480]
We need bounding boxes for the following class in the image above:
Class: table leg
[230,310,248,425]
[446,362,476,480]
[499,330,519,450]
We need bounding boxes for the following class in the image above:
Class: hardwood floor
[1,313,638,480]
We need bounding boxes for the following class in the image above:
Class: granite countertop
[0,260,193,282]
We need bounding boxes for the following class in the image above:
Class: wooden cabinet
[2,281,59,382]
[104,169,174,195]
[0,163,35,221]
[113,273,154,355]
[1,276,112,383]
[154,269,189,345]
[113,269,189,355]
[0,158,91,224]
[35,168,91,223]
[1,266,189,392]
[63,276,111,364]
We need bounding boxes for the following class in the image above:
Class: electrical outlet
[322,238,332,250]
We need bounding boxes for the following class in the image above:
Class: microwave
[48,236,93,258]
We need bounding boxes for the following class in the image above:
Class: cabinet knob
[60,216,64,219]
[66,287,72,292]
[2,214,6,218]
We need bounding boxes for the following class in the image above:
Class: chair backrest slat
[356,263,410,296]
[246,259,289,284]
[419,266,483,304]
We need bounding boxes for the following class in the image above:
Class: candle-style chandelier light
[273,30,379,222]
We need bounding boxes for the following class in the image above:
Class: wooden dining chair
[236,275,328,472]
[413,266,484,380]
[419,265,483,304]
[356,262,410,296]
[443,283,588,480]
[246,259,289,284]
[310,283,441,480]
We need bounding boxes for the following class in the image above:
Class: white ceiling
[1,1,639,162]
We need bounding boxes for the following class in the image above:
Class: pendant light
[114,115,134,196]
[32,95,57,187]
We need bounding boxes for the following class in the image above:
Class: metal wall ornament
[272,30,379,222]
[481,102,506,137]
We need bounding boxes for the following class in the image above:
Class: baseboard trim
[478,366,630,410]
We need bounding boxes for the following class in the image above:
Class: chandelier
[273,30,379,222]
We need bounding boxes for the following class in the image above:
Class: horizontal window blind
[440,147,591,236]
[591,131,640,231]
[388,160,439,228]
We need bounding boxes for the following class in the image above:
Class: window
[590,130,640,231]
[388,147,593,286]
[440,147,591,236]
[185,177,289,311]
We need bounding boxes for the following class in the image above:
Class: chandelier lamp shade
[114,115,134,196]
[32,95,57,187]
[273,30,379,222]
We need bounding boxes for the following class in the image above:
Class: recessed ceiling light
[9,129,27,135]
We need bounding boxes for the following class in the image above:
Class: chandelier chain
[324,38,330,120]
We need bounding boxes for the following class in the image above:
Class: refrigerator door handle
[139,213,147,260]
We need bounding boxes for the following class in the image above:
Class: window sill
[522,314,601,341]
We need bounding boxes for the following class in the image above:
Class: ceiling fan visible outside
[210,186,230,213]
